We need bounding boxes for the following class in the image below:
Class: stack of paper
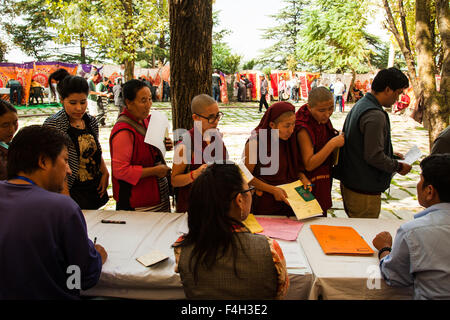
[255,217,304,241]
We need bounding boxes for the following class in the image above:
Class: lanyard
[14,176,37,186]
[0,141,8,150]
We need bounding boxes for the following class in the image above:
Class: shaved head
[191,94,217,114]
[308,86,333,108]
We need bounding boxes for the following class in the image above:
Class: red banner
[219,72,228,103]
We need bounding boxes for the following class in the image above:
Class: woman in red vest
[110,79,173,211]
[295,87,345,216]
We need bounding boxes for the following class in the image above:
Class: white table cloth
[298,217,414,299]
[81,210,313,300]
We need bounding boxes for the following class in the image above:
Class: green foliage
[1,0,56,60]
[286,55,298,72]
[0,40,8,62]
[263,67,272,80]
[96,0,165,65]
[297,0,379,73]
[242,59,256,70]
[213,42,241,74]
[259,0,309,69]
[212,10,241,74]
[386,0,443,72]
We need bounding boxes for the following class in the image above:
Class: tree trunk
[80,33,86,64]
[416,0,448,149]
[436,0,450,121]
[348,69,356,103]
[122,0,135,82]
[169,0,212,131]
[124,59,135,82]
[382,0,420,98]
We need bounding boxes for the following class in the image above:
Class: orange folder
[310,225,374,255]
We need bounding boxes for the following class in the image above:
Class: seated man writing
[0,125,107,299]
[373,154,450,300]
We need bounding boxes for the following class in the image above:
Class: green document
[294,186,315,202]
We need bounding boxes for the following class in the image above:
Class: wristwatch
[378,247,392,259]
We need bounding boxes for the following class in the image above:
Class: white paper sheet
[136,250,169,267]
[144,110,170,157]
[401,145,422,165]
[277,240,311,274]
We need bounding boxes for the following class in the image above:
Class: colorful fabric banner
[33,61,78,88]
[219,72,229,103]
[0,61,78,105]
[0,62,34,105]
[238,70,262,101]
[16,62,34,105]
[270,70,291,100]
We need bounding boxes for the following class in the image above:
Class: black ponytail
[48,68,70,98]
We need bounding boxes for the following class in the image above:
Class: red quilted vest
[110,110,160,209]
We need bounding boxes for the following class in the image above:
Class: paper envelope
[136,250,169,267]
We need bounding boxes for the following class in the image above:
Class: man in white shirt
[332,78,346,112]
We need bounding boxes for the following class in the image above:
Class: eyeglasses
[233,186,255,199]
[194,112,224,124]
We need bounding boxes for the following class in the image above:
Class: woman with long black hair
[173,163,289,299]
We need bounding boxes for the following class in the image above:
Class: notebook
[310,225,374,255]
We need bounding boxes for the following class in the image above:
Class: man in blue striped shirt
[373,154,450,299]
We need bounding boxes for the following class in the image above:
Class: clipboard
[310,225,374,255]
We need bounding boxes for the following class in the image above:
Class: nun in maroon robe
[295,103,339,216]
[248,102,302,216]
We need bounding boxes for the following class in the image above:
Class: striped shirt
[43,109,101,189]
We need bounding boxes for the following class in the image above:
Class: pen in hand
[94,237,97,245]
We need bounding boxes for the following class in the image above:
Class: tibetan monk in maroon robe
[171,94,228,213]
[295,87,345,216]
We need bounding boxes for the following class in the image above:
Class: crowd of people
[0,67,449,300]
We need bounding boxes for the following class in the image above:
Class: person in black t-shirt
[44,73,110,210]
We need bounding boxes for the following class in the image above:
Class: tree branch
[398,0,412,52]
[382,0,419,96]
